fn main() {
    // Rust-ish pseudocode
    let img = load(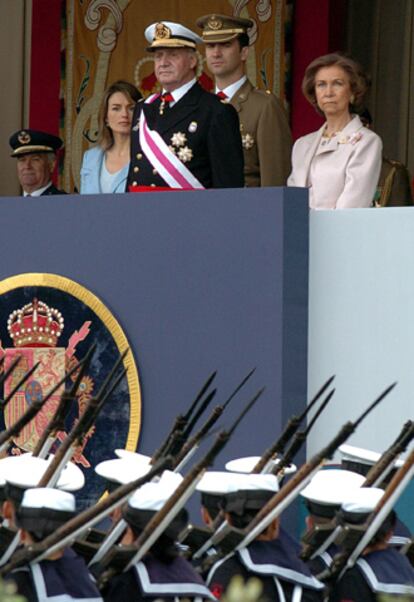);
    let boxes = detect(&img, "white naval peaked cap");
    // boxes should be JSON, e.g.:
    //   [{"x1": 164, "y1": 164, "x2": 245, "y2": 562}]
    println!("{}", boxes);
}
[
  {"x1": 95, "y1": 456, "x2": 151, "y2": 485},
  {"x1": 145, "y1": 21, "x2": 202, "y2": 50},
  {"x1": 300, "y1": 469, "x2": 365, "y2": 505},
  {"x1": 196, "y1": 471, "x2": 243, "y2": 495},
  {"x1": 338, "y1": 444, "x2": 404, "y2": 468},
  {"x1": 1, "y1": 453, "x2": 84, "y2": 492},
  {"x1": 197, "y1": 470, "x2": 279, "y2": 494},
  {"x1": 225, "y1": 456, "x2": 297, "y2": 478},
  {"x1": 21, "y1": 487, "x2": 75, "y2": 512},
  {"x1": 341, "y1": 486, "x2": 384, "y2": 514},
  {"x1": 114, "y1": 449, "x2": 152, "y2": 465},
  {"x1": 128, "y1": 470, "x2": 183, "y2": 511}
]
